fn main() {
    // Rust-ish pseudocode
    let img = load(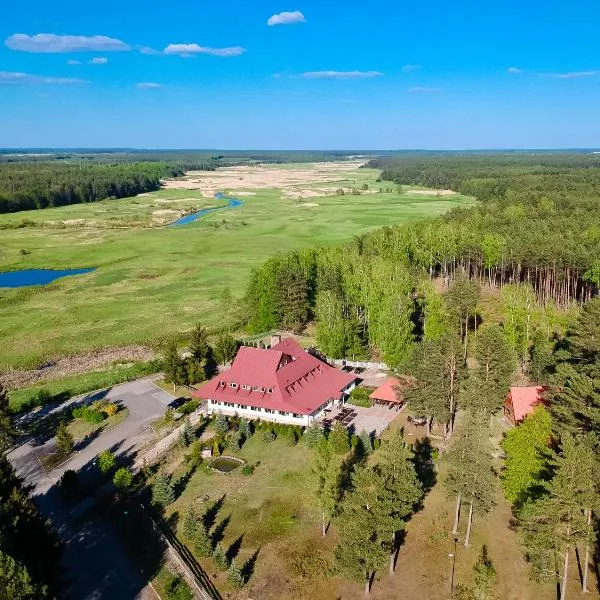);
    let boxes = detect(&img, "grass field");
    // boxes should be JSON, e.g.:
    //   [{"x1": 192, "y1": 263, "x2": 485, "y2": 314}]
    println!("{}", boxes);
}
[{"x1": 0, "y1": 164, "x2": 475, "y2": 368}]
